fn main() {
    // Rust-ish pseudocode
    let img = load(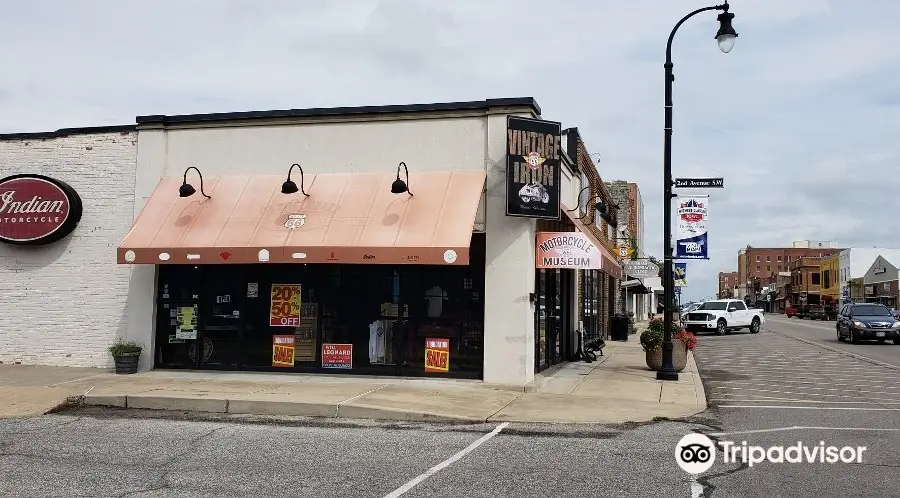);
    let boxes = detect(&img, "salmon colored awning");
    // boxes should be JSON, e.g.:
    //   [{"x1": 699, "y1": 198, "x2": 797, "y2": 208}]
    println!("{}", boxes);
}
[
  {"x1": 560, "y1": 204, "x2": 623, "y2": 280},
  {"x1": 117, "y1": 171, "x2": 486, "y2": 266}
]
